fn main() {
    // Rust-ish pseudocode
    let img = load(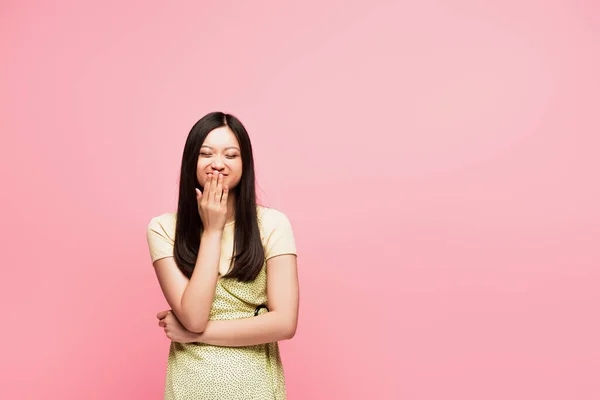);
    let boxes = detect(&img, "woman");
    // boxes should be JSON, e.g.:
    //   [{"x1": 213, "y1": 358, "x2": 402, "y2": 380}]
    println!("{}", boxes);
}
[{"x1": 146, "y1": 111, "x2": 299, "y2": 399}]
